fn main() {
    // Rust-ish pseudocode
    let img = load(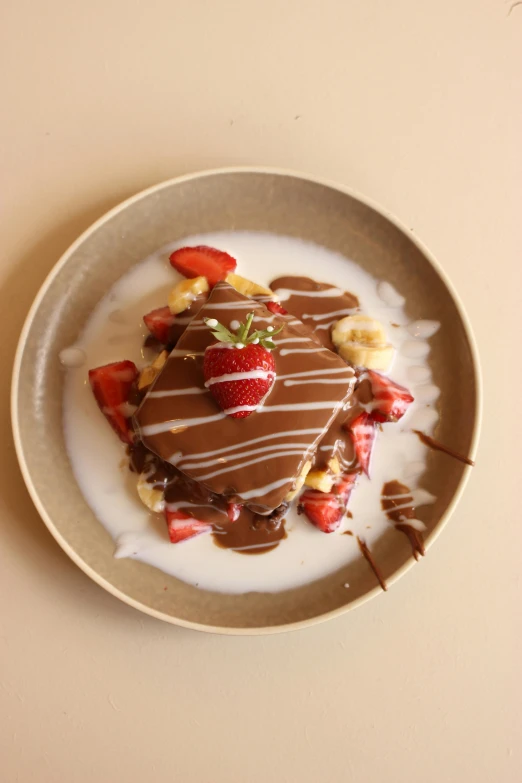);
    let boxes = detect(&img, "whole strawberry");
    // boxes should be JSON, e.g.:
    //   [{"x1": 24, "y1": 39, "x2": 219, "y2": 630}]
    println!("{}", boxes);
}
[{"x1": 203, "y1": 312, "x2": 282, "y2": 418}]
